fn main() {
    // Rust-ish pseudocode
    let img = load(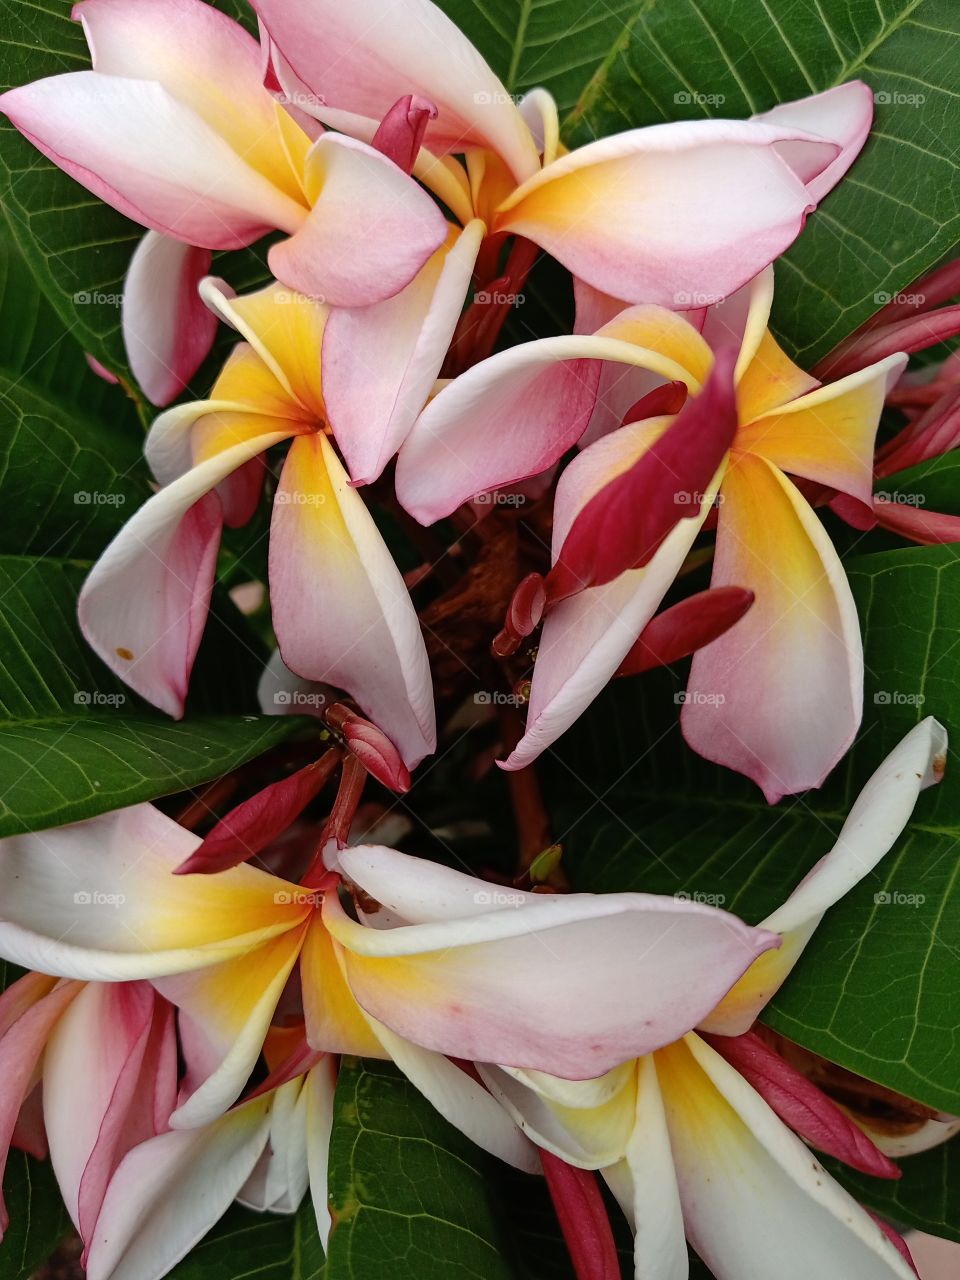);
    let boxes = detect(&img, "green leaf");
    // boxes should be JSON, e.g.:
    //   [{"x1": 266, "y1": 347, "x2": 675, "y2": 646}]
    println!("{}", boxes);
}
[
  {"x1": 827, "y1": 1137, "x2": 960, "y2": 1243},
  {"x1": 167, "y1": 1200, "x2": 324, "y2": 1280},
  {"x1": 326, "y1": 1058, "x2": 513, "y2": 1279},
  {"x1": 0, "y1": 1152, "x2": 71, "y2": 1280},
  {"x1": 565, "y1": 0, "x2": 960, "y2": 365},
  {"x1": 556, "y1": 544, "x2": 960, "y2": 1114},
  {"x1": 0, "y1": 555, "x2": 310, "y2": 836}
]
